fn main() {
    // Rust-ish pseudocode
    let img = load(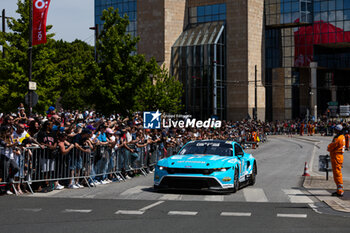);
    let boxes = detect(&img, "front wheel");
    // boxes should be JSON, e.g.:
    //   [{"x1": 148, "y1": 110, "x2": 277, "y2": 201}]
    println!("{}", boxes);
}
[
  {"x1": 250, "y1": 163, "x2": 257, "y2": 186},
  {"x1": 232, "y1": 168, "x2": 239, "y2": 193}
]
